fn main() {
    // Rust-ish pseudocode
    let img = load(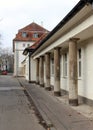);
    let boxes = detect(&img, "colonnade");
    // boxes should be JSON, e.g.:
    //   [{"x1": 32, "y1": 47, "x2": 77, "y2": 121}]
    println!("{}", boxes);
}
[{"x1": 36, "y1": 38, "x2": 79, "y2": 106}]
